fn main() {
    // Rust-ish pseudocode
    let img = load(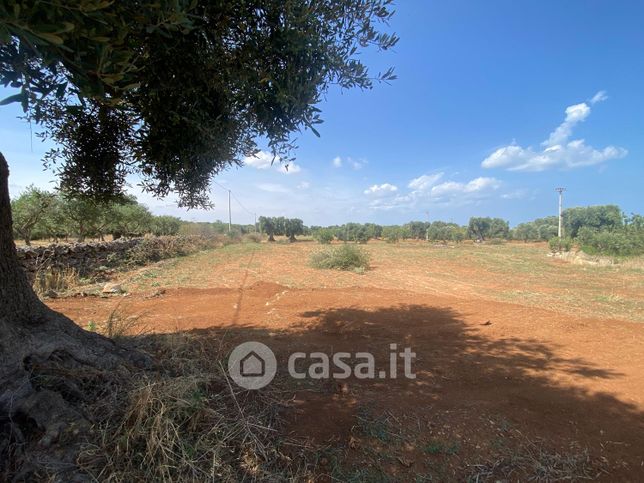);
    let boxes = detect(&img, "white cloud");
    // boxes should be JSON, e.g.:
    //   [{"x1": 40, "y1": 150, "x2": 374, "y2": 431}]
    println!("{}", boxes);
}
[
  {"x1": 501, "y1": 189, "x2": 530, "y2": 200},
  {"x1": 368, "y1": 175, "x2": 502, "y2": 211},
  {"x1": 256, "y1": 183, "x2": 290, "y2": 193},
  {"x1": 333, "y1": 156, "x2": 366, "y2": 170},
  {"x1": 590, "y1": 90, "x2": 608, "y2": 104},
  {"x1": 482, "y1": 92, "x2": 626, "y2": 171},
  {"x1": 364, "y1": 183, "x2": 398, "y2": 195},
  {"x1": 297, "y1": 181, "x2": 310, "y2": 190},
  {"x1": 408, "y1": 172, "x2": 444, "y2": 191},
  {"x1": 278, "y1": 162, "x2": 301, "y2": 174},
  {"x1": 544, "y1": 102, "x2": 590, "y2": 147},
  {"x1": 243, "y1": 151, "x2": 274, "y2": 170},
  {"x1": 243, "y1": 151, "x2": 301, "y2": 175},
  {"x1": 431, "y1": 177, "x2": 501, "y2": 198},
  {"x1": 350, "y1": 158, "x2": 367, "y2": 170}
]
